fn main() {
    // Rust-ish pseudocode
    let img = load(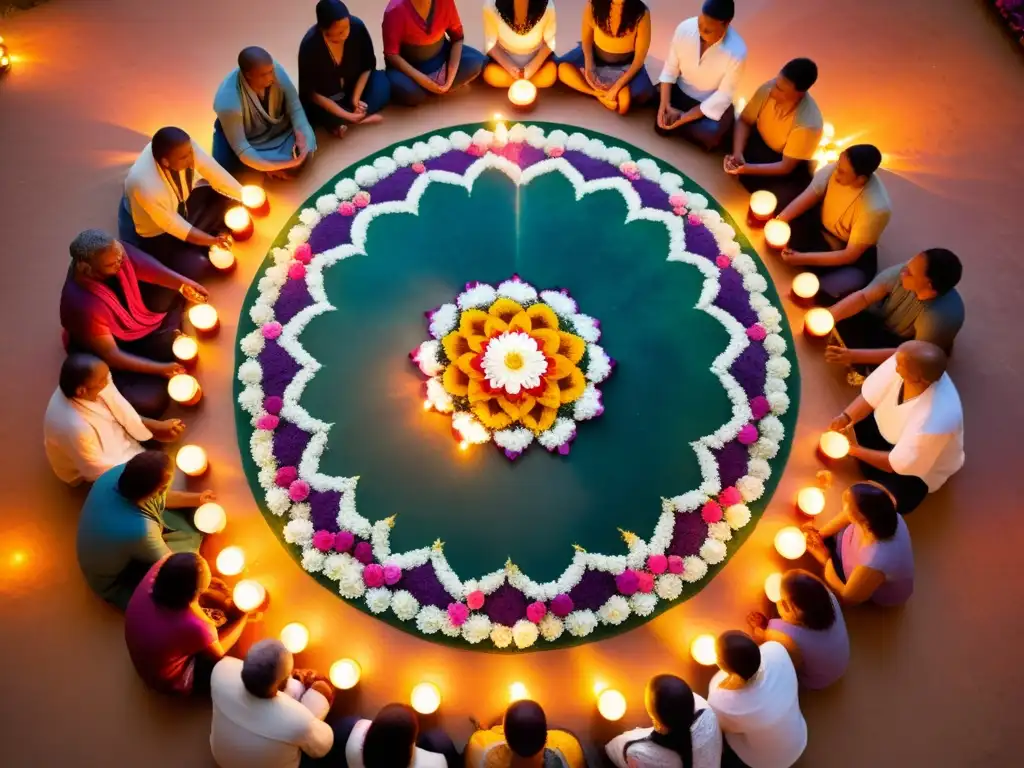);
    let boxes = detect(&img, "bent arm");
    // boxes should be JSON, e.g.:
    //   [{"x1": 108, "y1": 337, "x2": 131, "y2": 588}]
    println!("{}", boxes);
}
[
  {"x1": 611, "y1": 13, "x2": 650, "y2": 93},
  {"x1": 88, "y1": 334, "x2": 170, "y2": 377},
  {"x1": 741, "y1": 155, "x2": 802, "y2": 177},
  {"x1": 218, "y1": 109, "x2": 292, "y2": 172},
  {"x1": 832, "y1": 565, "x2": 886, "y2": 605},
  {"x1": 786, "y1": 240, "x2": 872, "y2": 268}
]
